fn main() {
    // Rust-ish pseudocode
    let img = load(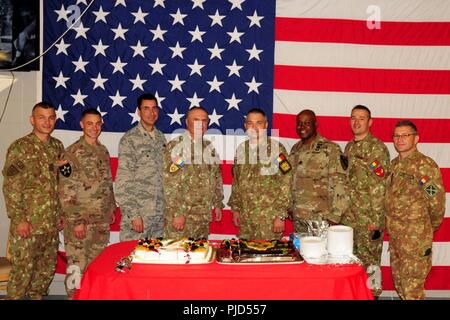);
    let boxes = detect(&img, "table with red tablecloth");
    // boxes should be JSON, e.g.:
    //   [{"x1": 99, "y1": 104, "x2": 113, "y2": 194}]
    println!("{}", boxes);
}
[{"x1": 73, "y1": 241, "x2": 374, "y2": 300}]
